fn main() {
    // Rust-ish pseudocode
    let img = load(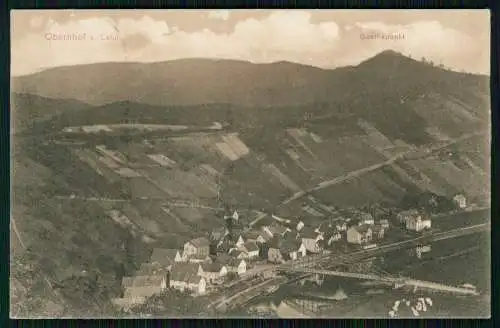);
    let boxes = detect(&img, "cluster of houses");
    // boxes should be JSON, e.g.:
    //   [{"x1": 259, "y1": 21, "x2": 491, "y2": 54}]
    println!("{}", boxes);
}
[{"x1": 111, "y1": 205, "x2": 437, "y2": 311}]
